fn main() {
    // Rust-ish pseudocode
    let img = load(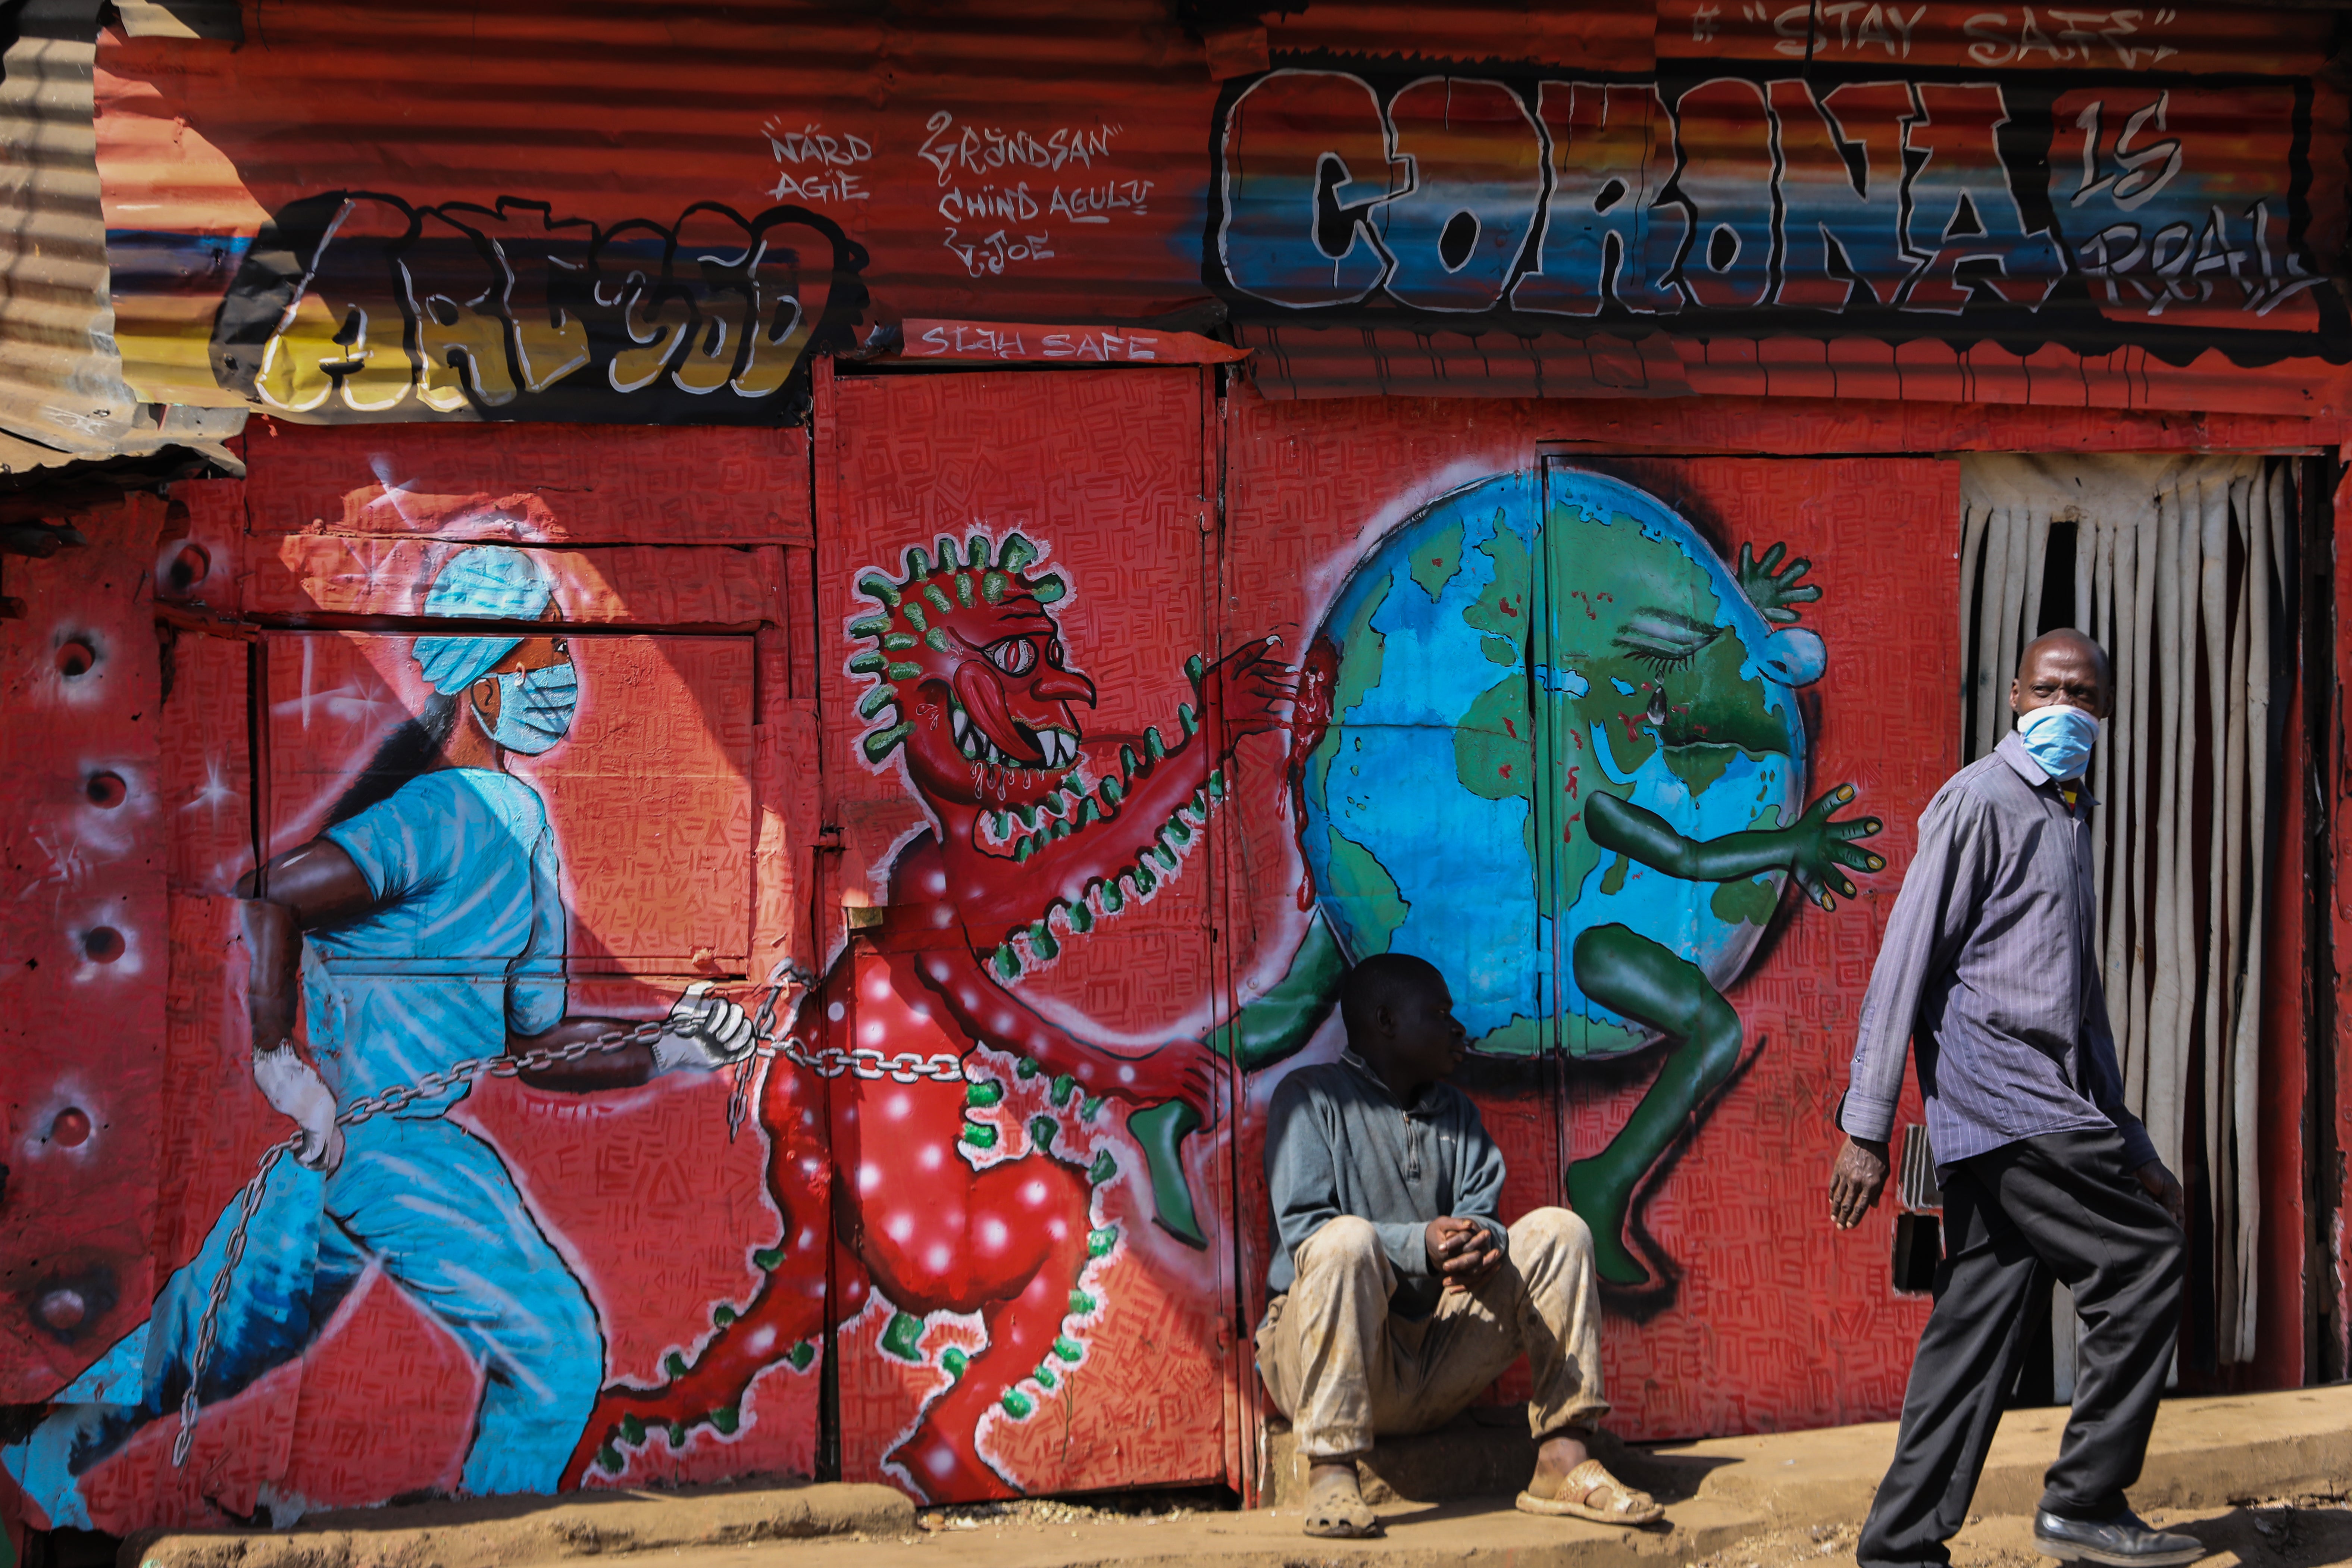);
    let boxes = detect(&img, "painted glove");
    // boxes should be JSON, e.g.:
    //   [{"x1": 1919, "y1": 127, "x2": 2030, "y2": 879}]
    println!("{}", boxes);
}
[
  {"x1": 651, "y1": 980, "x2": 757, "y2": 1075},
  {"x1": 253, "y1": 1042, "x2": 344, "y2": 1173}
]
